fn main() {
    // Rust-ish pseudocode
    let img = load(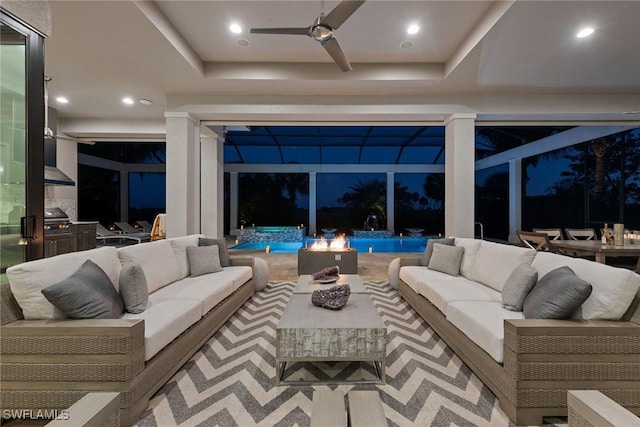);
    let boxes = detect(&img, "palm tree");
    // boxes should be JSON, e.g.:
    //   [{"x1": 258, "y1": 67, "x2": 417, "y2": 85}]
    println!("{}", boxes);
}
[{"x1": 338, "y1": 179, "x2": 386, "y2": 228}]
